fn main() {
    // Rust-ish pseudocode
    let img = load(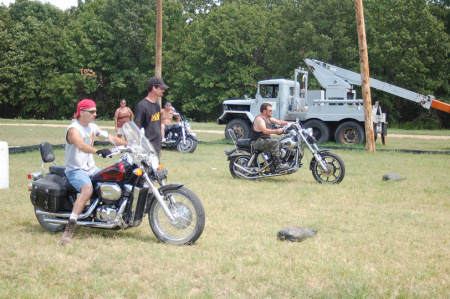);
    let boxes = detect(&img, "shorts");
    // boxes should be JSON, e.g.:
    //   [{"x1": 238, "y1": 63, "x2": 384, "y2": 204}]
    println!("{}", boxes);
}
[
  {"x1": 117, "y1": 127, "x2": 124, "y2": 135},
  {"x1": 65, "y1": 168, "x2": 100, "y2": 192}
]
